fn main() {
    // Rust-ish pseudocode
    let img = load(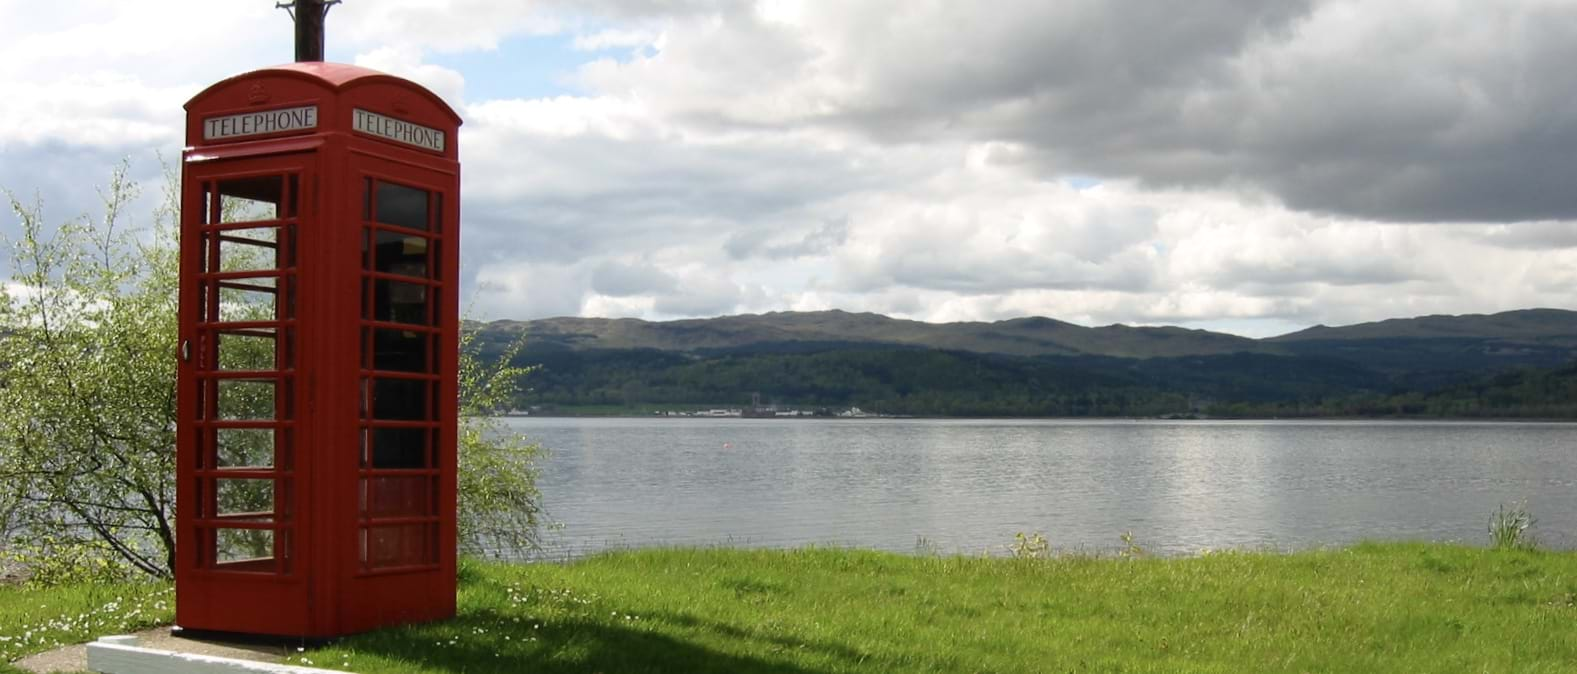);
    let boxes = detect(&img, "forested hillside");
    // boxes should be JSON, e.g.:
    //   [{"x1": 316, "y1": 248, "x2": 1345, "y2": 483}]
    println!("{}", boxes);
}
[{"x1": 466, "y1": 309, "x2": 1577, "y2": 418}]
